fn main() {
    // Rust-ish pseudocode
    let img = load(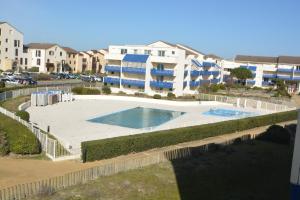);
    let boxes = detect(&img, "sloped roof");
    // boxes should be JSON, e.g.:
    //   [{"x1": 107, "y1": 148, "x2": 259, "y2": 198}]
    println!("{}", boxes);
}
[
  {"x1": 176, "y1": 44, "x2": 206, "y2": 56},
  {"x1": 63, "y1": 47, "x2": 78, "y2": 54},
  {"x1": 27, "y1": 43, "x2": 58, "y2": 49},
  {"x1": 0, "y1": 21, "x2": 24, "y2": 34},
  {"x1": 148, "y1": 40, "x2": 176, "y2": 47},
  {"x1": 235, "y1": 55, "x2": 278, "y2": 64},
  {"x1": 278, "y1": 56, "x2": 300, "y2": 65},
  {"x1": 204, "y1": 54, "x2": 223, "y2": 60}
]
